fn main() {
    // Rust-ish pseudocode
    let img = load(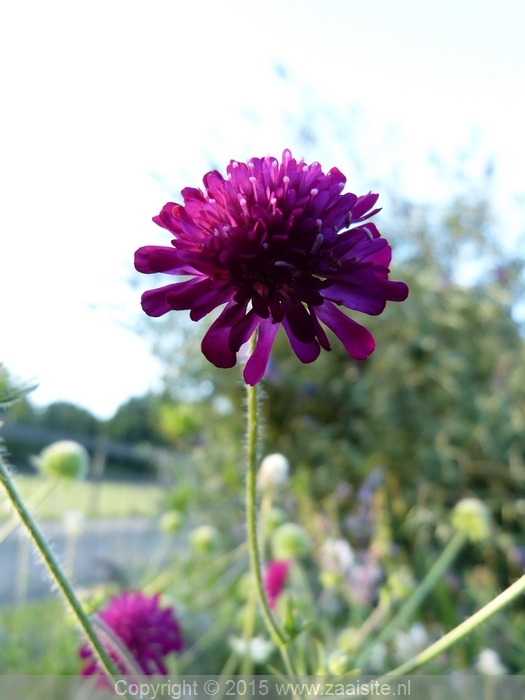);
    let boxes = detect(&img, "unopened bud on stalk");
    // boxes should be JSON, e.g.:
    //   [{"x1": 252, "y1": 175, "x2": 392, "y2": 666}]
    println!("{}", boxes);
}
[
  {"x1": 327, "y1": 650, "x2": 350, "y2": 675},
  {"x1": 451, "y1": 498, "x2": 492, "y2": 542},
  {"x1": 257, "y1": 453, "x2": 289, "y2": 492},
  {"x1": 190, "y1": 524, "x2": 220, "y2": 555},
  {"x1": 159, "y1": 510, "x2": 183, "y2": 534},
  {"x1": 33, "y1": 441, "x2": 89, "y2": 480},
  {"x1": 272, "y1": 522, "x2": 311, "y2": 559}
]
